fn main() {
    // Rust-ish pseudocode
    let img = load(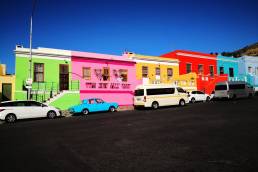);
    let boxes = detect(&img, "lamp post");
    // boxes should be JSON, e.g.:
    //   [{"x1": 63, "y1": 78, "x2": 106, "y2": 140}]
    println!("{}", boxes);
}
[{"x1": 27, "y1": 0, "x2": 37, "y2": 100}]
